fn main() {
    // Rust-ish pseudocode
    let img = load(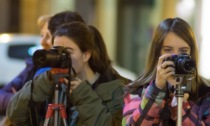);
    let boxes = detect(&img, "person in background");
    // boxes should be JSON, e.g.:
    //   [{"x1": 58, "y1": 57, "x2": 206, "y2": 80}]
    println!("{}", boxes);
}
[
  {"x1": 7, "y1": 22, "x2": 130, "y2": 126},
  {"x1": 37, "y1": 15, "x2": 52, "y2": 50},
  {"x1": 1, "y1": 10, "x2": 85, "y2": 124},
  {"x1": 0, "y1": 14, "x2": 51, "y2": 126},
  {"x1": 122, "y1": 17, "x2": 210, "y2": 126},
  {"x1": 0, "y1": 15, "x2": 51, "y2": 115},
  {"x1": 0, "y1": 11, "x2": 85, "y2": 112}
]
